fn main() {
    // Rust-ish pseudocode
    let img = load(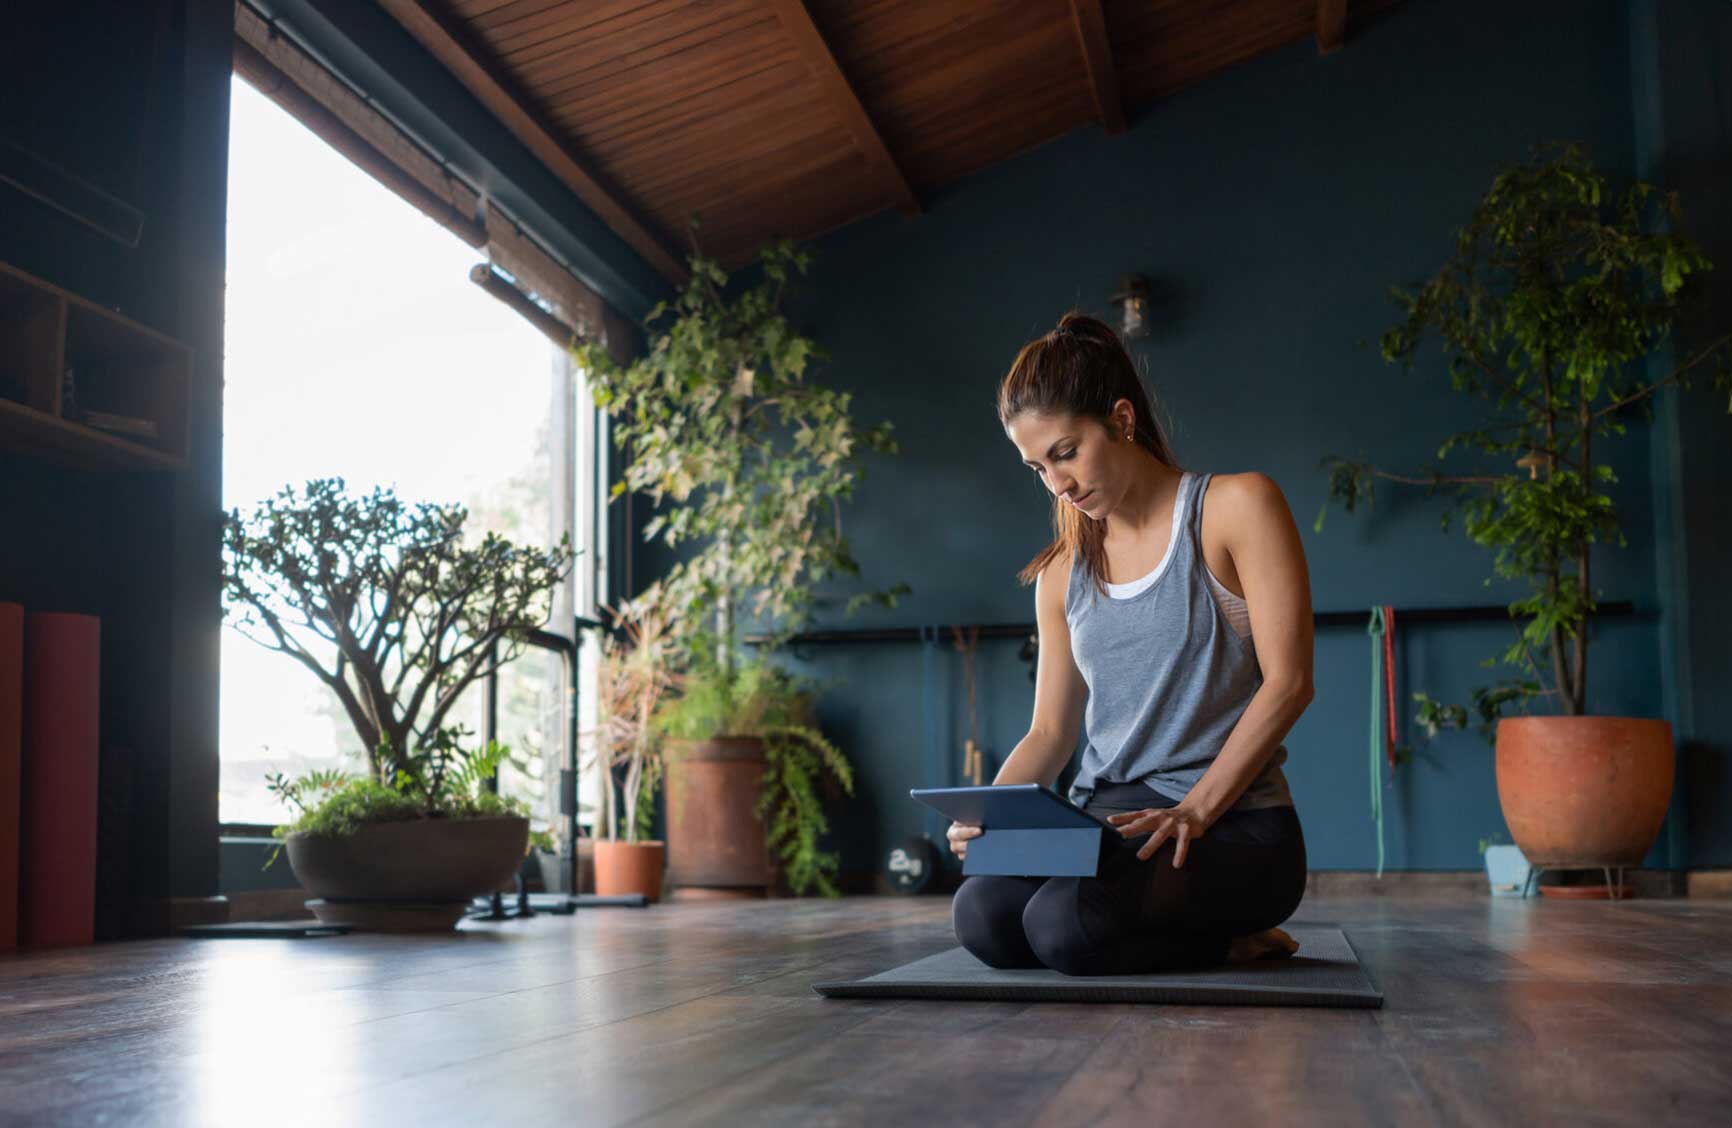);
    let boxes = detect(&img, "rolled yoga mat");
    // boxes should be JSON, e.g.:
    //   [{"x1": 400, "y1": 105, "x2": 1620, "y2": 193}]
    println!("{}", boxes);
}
[
  {"x1": 20, "y1": 612, "x2": 100, "y2": 949},
  {"x1": 0, "y1": 604, "x2": 21, "y2": 953},
  {"x1": 813, "y1": 926, "x2": 1382, "y2": 1008}
]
